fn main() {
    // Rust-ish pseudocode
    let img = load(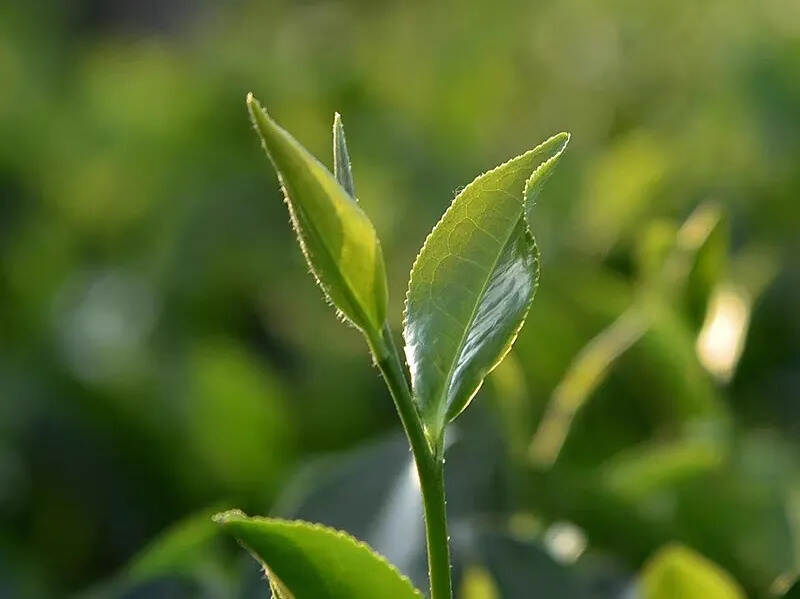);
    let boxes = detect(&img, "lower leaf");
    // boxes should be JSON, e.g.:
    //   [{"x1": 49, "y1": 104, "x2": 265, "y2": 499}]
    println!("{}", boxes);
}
[{"x1": 213, "y1": 510, "x2": 423, "y2": 599}]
